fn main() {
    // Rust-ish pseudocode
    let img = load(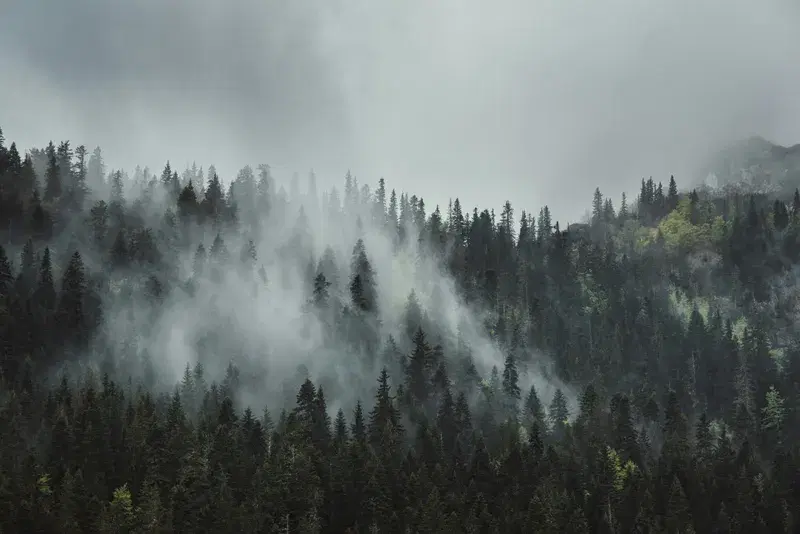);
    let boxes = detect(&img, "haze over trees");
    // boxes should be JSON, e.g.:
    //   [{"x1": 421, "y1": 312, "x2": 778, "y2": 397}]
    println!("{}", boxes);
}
[{"x1": 1, "y1": 127, "x2": 799, "y2": 532}]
